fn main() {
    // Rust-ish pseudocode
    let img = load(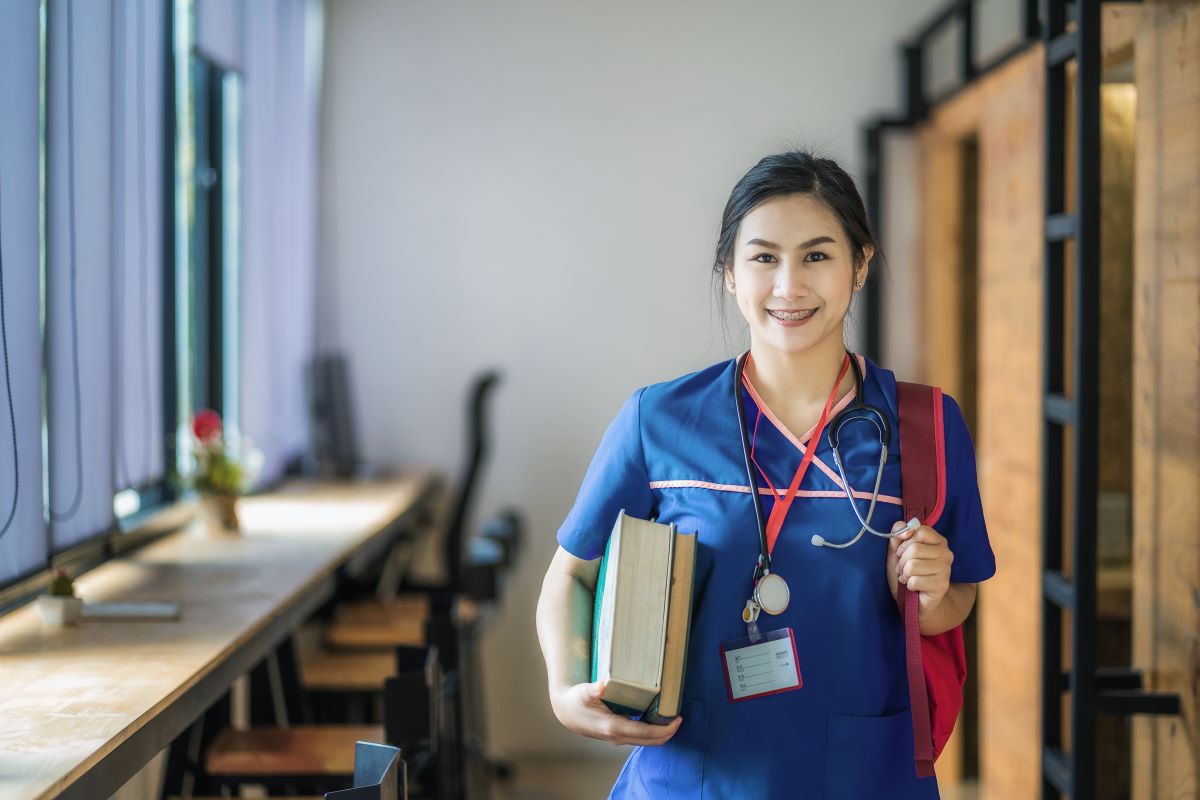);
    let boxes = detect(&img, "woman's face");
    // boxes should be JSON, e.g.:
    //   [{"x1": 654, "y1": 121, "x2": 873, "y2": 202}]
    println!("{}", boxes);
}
[{"x1": 725, "y1": 193, "x2": 871, "y2": 357}]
